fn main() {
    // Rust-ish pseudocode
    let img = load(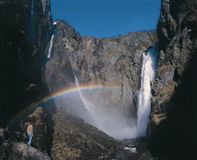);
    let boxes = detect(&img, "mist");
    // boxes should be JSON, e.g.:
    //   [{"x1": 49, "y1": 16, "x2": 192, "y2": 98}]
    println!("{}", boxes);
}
[{"x1": 54, "y1": 78, "x2": 137, "y2": 140}]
